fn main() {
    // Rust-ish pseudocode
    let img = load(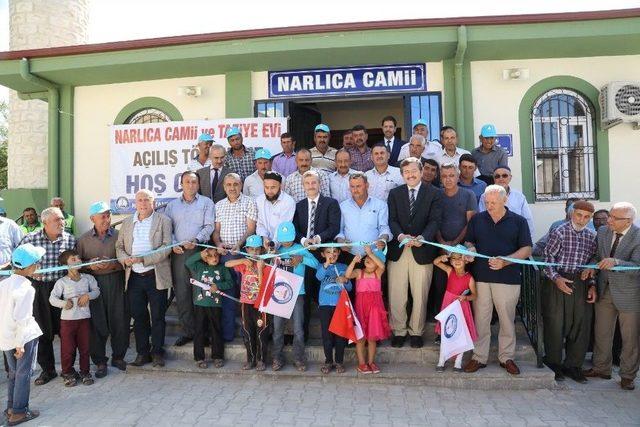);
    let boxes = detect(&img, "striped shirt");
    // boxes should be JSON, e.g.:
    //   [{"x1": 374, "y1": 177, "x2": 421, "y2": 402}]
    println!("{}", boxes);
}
[
  {"x1": 544, "y1": 221, "x2": 597, "y2": 281},
  {"x1": 19, "y1": 229, "x2": 77, "y2": 282},
  {"x1": 271, "y1": 152, "x2": 297, "y2": 177},
  {"x1": 131, "y1": 212, "x2": 155, "y2": 273}
]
